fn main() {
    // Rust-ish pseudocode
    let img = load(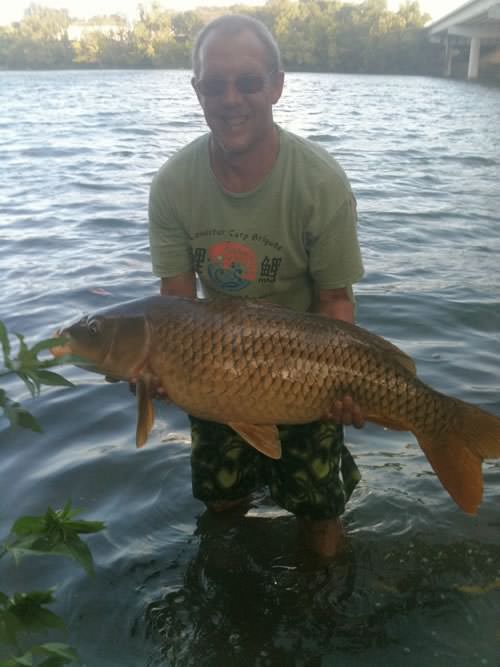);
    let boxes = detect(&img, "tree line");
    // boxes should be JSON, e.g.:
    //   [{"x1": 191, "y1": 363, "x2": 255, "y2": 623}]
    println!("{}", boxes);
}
[{"x1": 0, "y1": 0, "x2": 442, "y2": 74}]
